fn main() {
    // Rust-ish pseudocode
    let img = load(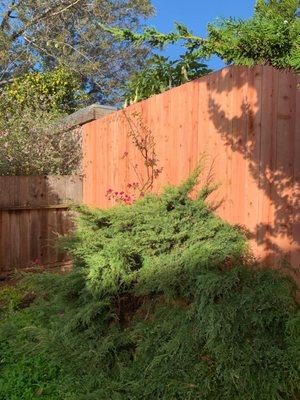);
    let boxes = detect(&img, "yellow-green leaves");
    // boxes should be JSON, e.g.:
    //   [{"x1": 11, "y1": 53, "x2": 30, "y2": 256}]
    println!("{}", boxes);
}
[{"x1": 1, "y1": 68, "x2": 84, "y2": 116}]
